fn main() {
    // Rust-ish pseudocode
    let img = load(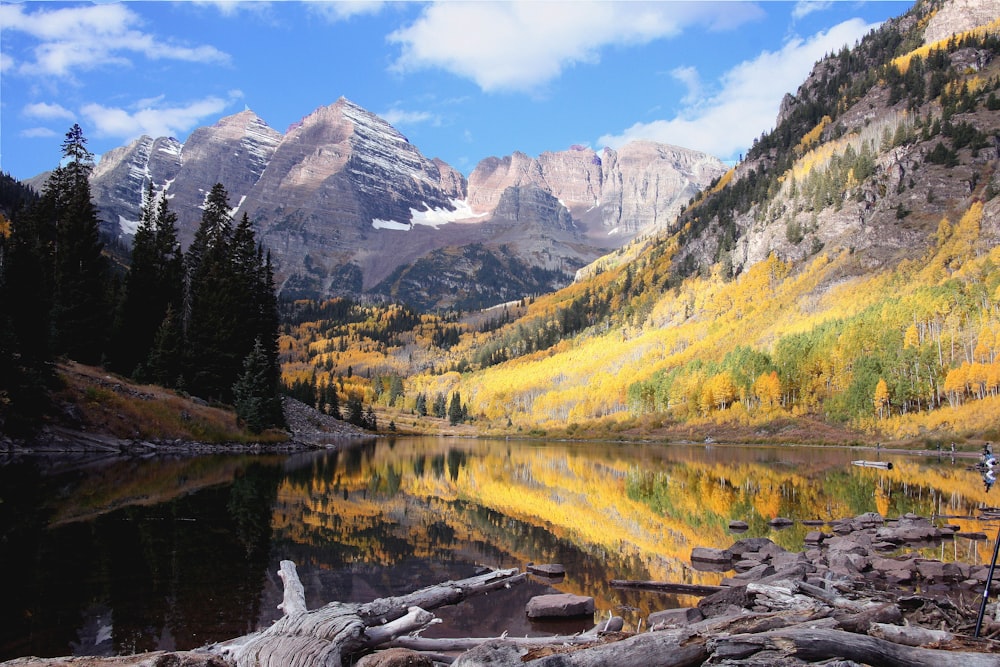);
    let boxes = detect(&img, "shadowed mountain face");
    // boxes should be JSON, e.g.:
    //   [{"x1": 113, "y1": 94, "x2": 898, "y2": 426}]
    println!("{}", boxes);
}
[{"x1": 85, "y1": 97, "x2": 726, "y2": 310}]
